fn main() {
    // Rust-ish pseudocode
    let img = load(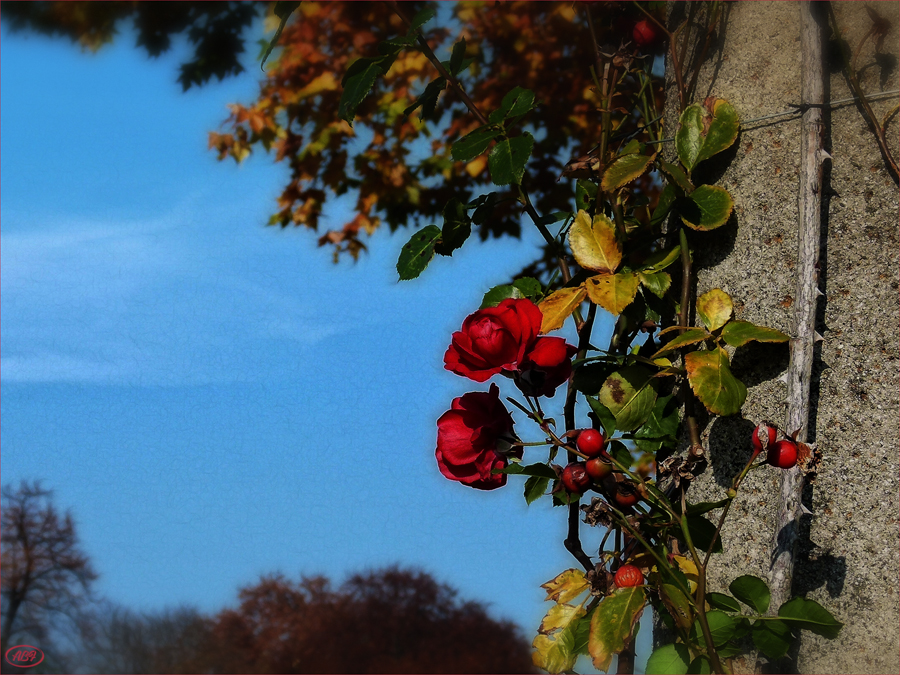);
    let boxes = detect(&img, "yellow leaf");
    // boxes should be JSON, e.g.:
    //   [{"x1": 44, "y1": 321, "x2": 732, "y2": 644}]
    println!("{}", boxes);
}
[
  {"x1": 541, "y1": 568, "x2": 590, "y2": 604},
  {"x1": 584, "y1": 272, "x2": 639, "y2": 315},
  {"x1": 589, "y1": 588, "x2": 645, "y2": 672},
  {"x1": 569, "y1": 210, "x2": 621, "y2": 273},
  {"x1": 532, "y1": 633, "x2": 578, "y2": 674},
  {"x1": 296, "y1": 72, "x2": 339, "y2": 101},
  {"x1": 539, "y1": 601, "x2": 587, "y2": 635},
  {"x1": 673, "y1": 555, "x2": 699, "y2": 593},
  {"x1": 465, "y1": 154, "x2": 488, "y2": 177},
  {"x1": 696, "y1": 288, "x2": 733, "y2": 331},
  {"x1": 537, "y1": 285, "x2": 587, "y2": 333}
]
